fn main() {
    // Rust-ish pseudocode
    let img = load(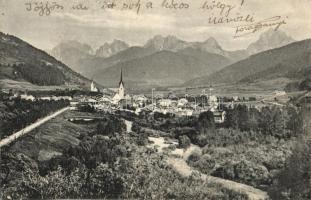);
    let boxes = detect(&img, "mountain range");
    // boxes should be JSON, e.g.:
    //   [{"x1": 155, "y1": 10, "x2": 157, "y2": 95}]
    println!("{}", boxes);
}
[
  {"x1": 0, "y1": 32, "x2": 93, "y2": 90},
  {"x1": 49, "y1": 29, "x2": 296, "y2": 88},
  {"x1": 185, "y1": 39, "x2": 311, "y2": 88},
  {"x1": 96, "y1": 50, "x2": 230, "y2": 88},
  {"x1": 0, "y1": 29, "x2": 300, "y2": 91}
]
